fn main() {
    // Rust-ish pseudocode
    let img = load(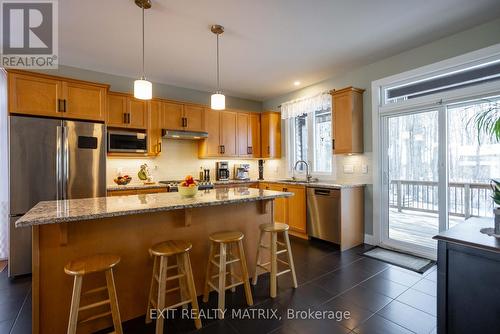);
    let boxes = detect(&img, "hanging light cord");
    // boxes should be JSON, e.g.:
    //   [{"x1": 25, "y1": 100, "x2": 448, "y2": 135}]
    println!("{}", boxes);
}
[
  {"x1": 141, "y1": 5, "x2": 145, "y2": 80},
  {"x1": 216, "y1": 33, "x2": 220, "y2": 92}
]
